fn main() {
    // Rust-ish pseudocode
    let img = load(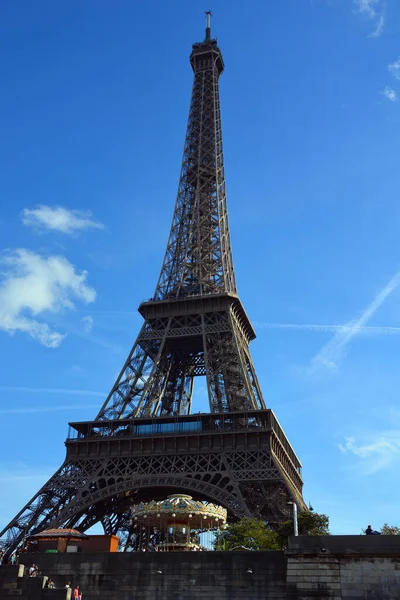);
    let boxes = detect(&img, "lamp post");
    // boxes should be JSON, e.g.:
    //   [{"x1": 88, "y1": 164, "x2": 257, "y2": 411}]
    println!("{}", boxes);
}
[{"x1": 287, "y1": 501, "x2": 298, "y2": 536}]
